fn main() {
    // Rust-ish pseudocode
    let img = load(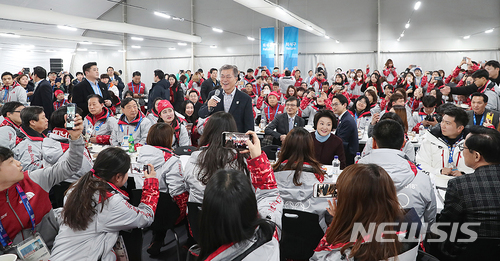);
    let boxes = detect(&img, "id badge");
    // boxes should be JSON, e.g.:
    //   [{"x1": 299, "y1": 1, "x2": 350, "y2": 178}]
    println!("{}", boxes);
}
[
  {"x1": 15, "y1": 233, "x2": 50, "y2": 261},
  {"x1": 112, "y1": 235, "x2": 129, "y2": 261}
]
